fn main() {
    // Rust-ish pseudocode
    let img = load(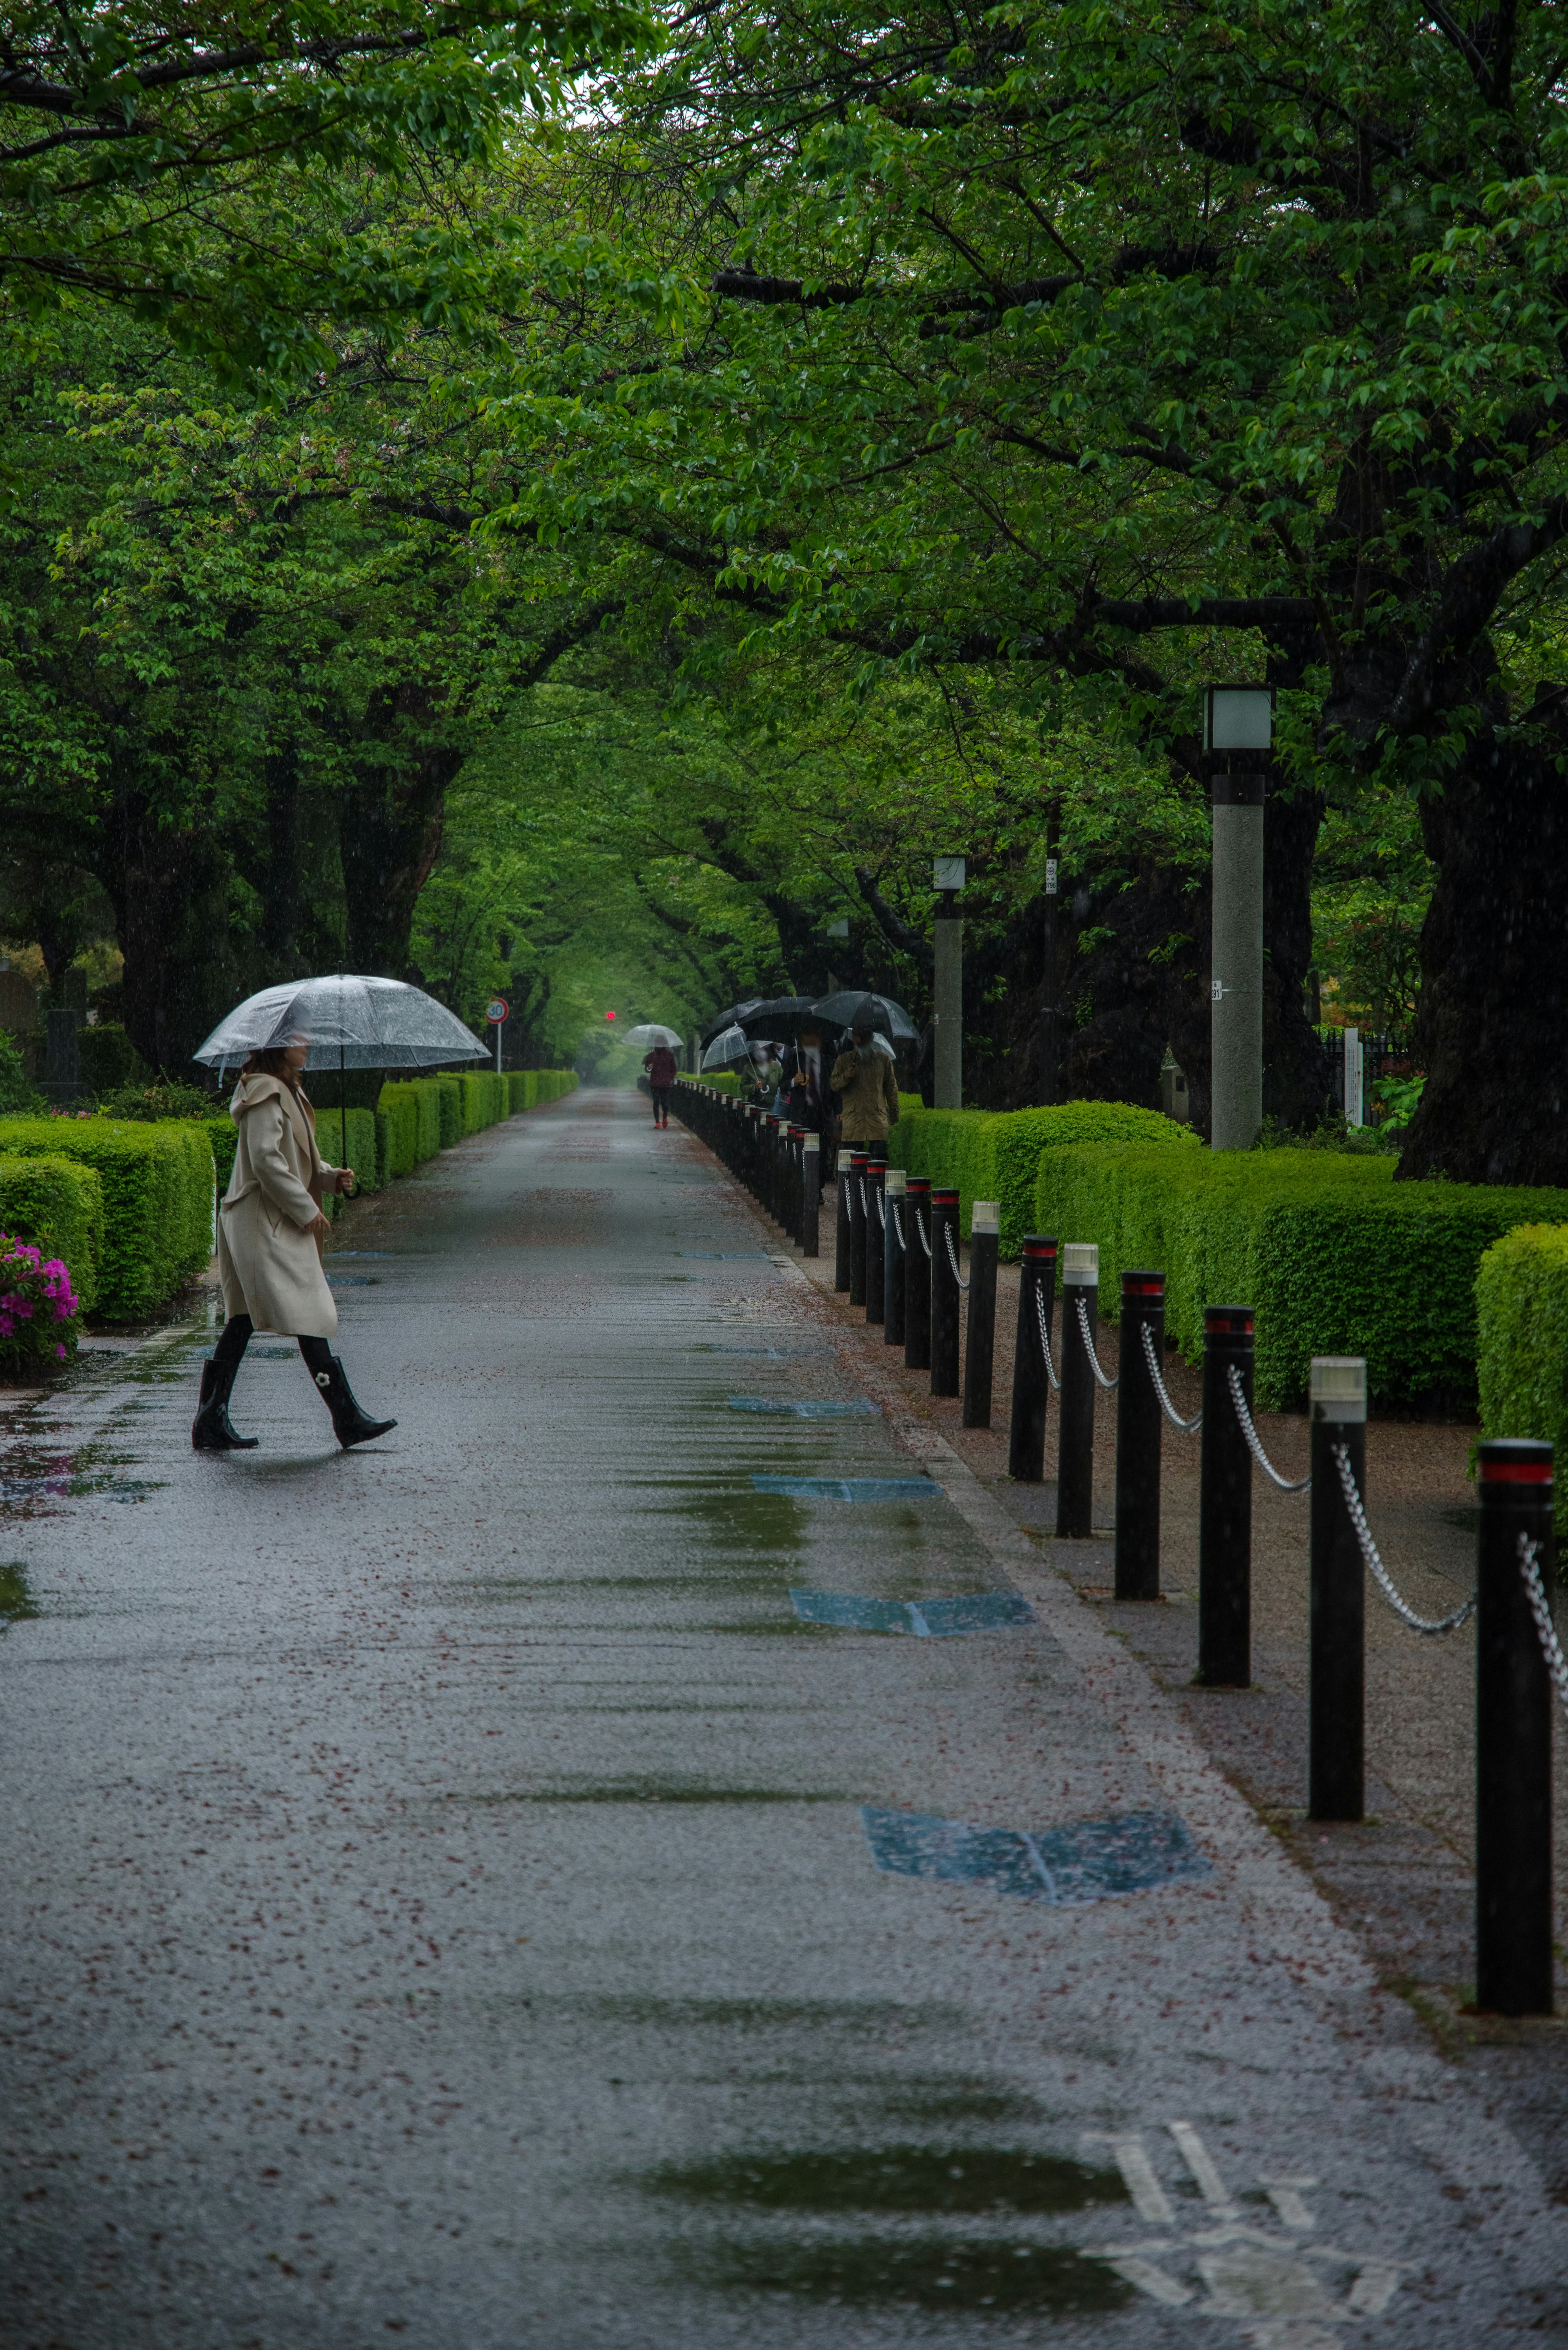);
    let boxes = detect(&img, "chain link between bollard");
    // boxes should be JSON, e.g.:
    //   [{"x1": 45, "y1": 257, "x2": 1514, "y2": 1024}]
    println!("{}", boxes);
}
[
  {"x1": 915, "y1": 1208, "x2": 932, "y2": 1259},
  {"x1": 891, "y1": 1200, "x2": 904, "y2": 1251},
  {"x1": 858, "y1": 1178, "x2": 867, "y2": 1217},
  {"x1": 1518, "y1": 1535, "x2": 1568, "y2": 1722},
  {"x1": 943, "y1": 1224, "x2": 969, "y2": 1292},
  {"x1": 1227, "y1": 1364, "x2": 1310, "y2": 1492},
  {"x1": 1075, "y1": 1293, "x2": 1118, "y2": 1389},
  {"x1": 874, "y1": 1186, "x2": 885, "y2": 1228},
  {"x1": 1033, "y1": 1282, "x2": 1061, "y2": 1393},
  {"x1": 1140, "y1": 1322, "x2": 1201, "y2": 1432},
  {"x1": 1332, "y1": 1444, "x2": 1477, "y2": 1634}
]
